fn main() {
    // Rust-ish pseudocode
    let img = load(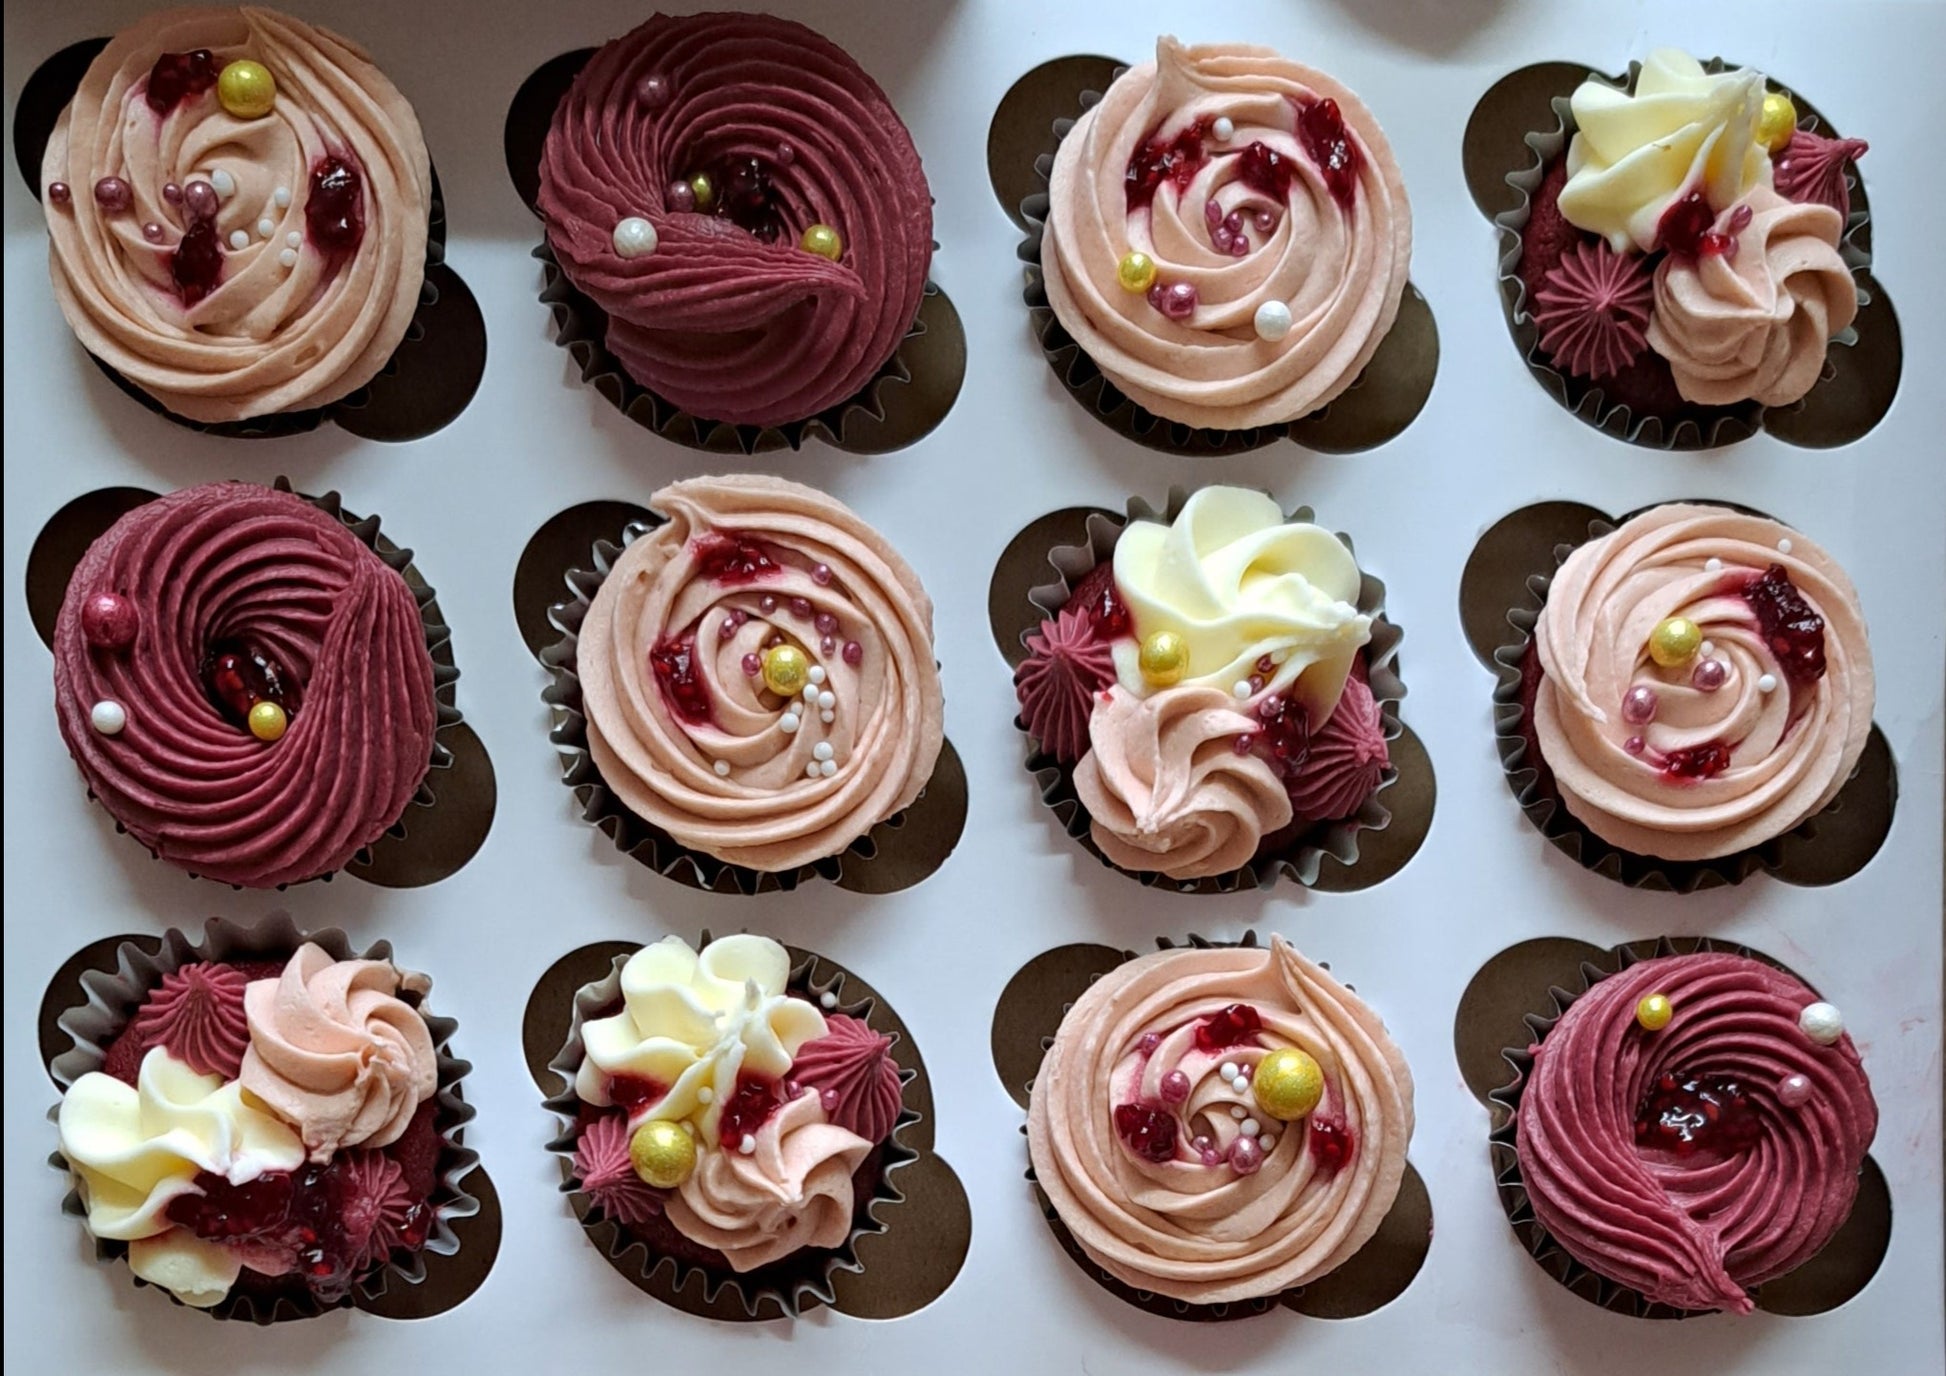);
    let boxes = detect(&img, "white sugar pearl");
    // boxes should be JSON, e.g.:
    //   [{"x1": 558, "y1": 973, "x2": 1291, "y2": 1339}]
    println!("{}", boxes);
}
[
  {"x1": 1758, "y1": 673, "x2": 1778, "y2": 693},
  {"x1": 713, "y1": 759, "x2": 731, "y2": 776},
  {"x1": 1799, "y1": 1002, "x2": 1844, "y2": 1045},
  {"x1": 277, "y1": 248, "x2": 297, "y2": 268},
  {"x1": 817, "y1": 690, "x2": 836, "y2": 709},
  {"x1": 612, "y1": 216, "x2": 659, "y2": 258},
  {"x1": 210, "y1": 168, "x2": 235, "y2": 198},
  {"x1": 90, "y1": 700, "x2": 126, "y2": 735},
  {"x1": 805, "y1": 762, "x2": 822, "y2": 779},
  {"x1": 1233, "y1": 680, "x2": 1253, "y2": 700},
  {"x1": 1212, "y1": 116, "x2": 1235, "y2": 142},
  {"x1": 285, "y1": 230, "x2": 301, "y2": 248},
  {"x1": 1230, "y1": 1106, "x2": 1246, "y2": 1120},
  {"x1": 813, "y1": 742, "x2": 834, "y2": 762},
  {"x1": 739, "y1": 1135, "x2": 756, "y2": 1155},
  {"x1": 779, "y1": 712, "x2": 801, "y2": 734},
  {"x1": 808, "y1": 666, "x2": 826, "y2": 685},
  {"x1": 696, "y1": 1086, "x2": 714, "y2": 1104},
  {"x1": 227, "y1": 229, "x2": 249, "y2": 250},
  {"x1": 1705, "y1": 557, "x2": 1723, "y2": 572},
  {"x1": 1231, "y1": 1075, "x2": 1250, "y2": 1094},
  {"x1": 1240, "y1": 1118, "x2": 1261, "y2": 1139},
  {"x1": 819, "y1": 760, "x2": 837, "y2": 777},
  {"x1": 273, "y1": 186, "x2": 291, "y2": 208},
  {"x1": 1778, "y1": 537, "x2": 1794, "y2": 554},
  {"x1": 1700, "y1": 641, "x2": 1715, "y2": 657},
  {"x1": 819, "y1": 991, "x2": 838, "y2": 1009},
  {"x1": 1253, "y1": 299, "x2": 1294, "y2": 342},
  {"x1": 1259, "y1": 1134, "x2": 1277, "y2": 1152},
  {"x1": 1219, "y1": 1062, "x2": 1239, "y2": 1081},
  {"x1": 820, "y1": 710, "x2": 834, "y2": 724},
  {"x1": 256, "y1": 217, "x2": 274, "y2": 238}
]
